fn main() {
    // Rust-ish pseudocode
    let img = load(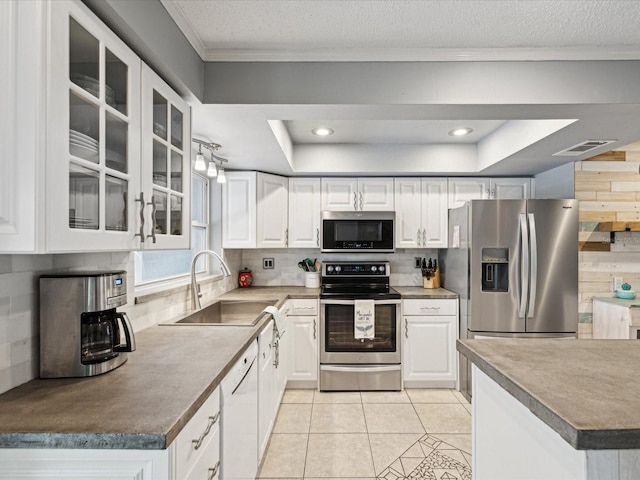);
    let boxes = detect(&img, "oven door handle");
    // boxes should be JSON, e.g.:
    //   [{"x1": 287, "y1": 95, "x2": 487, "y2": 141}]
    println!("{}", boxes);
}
[
  {"x1": 320, "y1": 299, "x2": 401, "y2": 305},
  {"x1": 320, "y1": 365, "x2": 401, "y2": 373}
]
